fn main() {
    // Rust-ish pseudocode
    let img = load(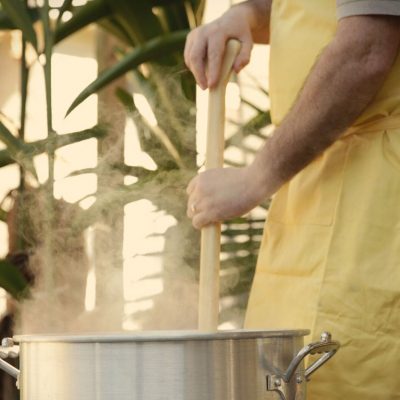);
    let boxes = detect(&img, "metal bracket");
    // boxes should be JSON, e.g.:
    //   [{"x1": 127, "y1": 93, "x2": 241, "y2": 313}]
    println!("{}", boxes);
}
[
  {"x1": 266, "y1": 375, "x2": 286, "y2": 400},
  {"x1": 267, "y1": 372, "x2": 304, "y2": 400},
  {"x1": 0, "y1": 338, "x2": 20, "y2": 387}
]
